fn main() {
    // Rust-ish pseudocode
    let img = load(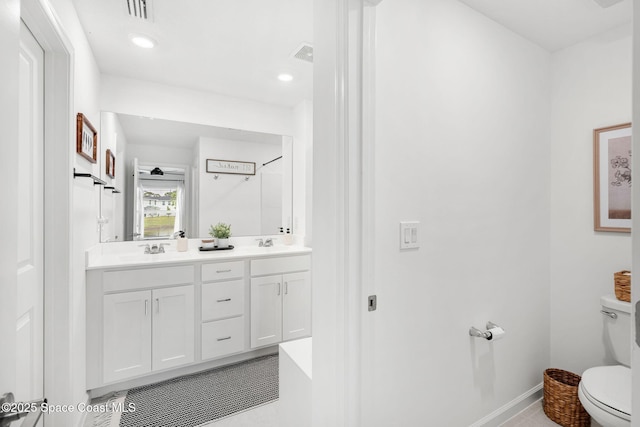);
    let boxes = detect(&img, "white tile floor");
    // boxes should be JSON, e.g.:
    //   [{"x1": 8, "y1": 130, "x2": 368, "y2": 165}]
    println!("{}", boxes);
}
[
  {"x1": 201, "y1": 401, "x2": 279, "y2": 427},
  {"x1": 87, "y1": 393, "x2": 602, "y2": 427},
  {"x1": 203, "y1": 399, "x2": 603, "y2": 427},
  {"x1": 500, "y1": 400, "x2": 602, "y2": 427}
]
